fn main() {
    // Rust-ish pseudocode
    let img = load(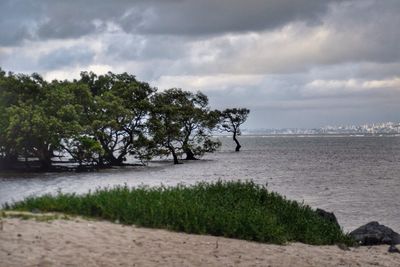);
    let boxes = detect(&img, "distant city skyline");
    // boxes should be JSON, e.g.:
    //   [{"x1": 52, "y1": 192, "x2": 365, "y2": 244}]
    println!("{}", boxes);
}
[
  {"x1": 243, "y1": 121, "x2": 400, "y2": 134},
  {"x1": 1, "y1": 0, "x2": 400, "y2": 128}
]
